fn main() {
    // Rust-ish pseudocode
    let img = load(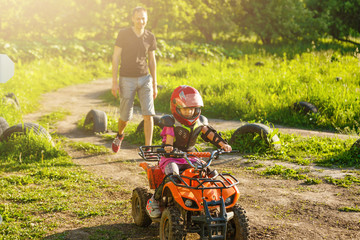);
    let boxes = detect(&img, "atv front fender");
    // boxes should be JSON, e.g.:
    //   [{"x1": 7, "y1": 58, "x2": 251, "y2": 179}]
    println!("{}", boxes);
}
[{"x1": 140, "y1": 162, "x2": 165, "y2": 189}]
